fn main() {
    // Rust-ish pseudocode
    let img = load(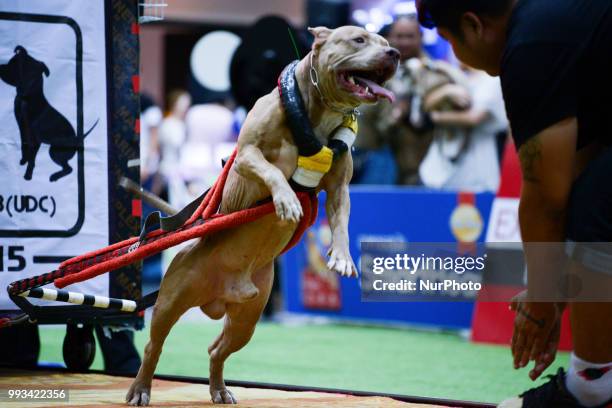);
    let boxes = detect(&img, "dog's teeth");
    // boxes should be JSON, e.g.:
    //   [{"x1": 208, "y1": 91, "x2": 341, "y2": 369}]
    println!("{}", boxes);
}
[
  {"x1": 365, "y1": 86, "x2": 370, "y2": 94},
  {"x1": 348, "y1": 76, "x2": 355, "y2": 84}
]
